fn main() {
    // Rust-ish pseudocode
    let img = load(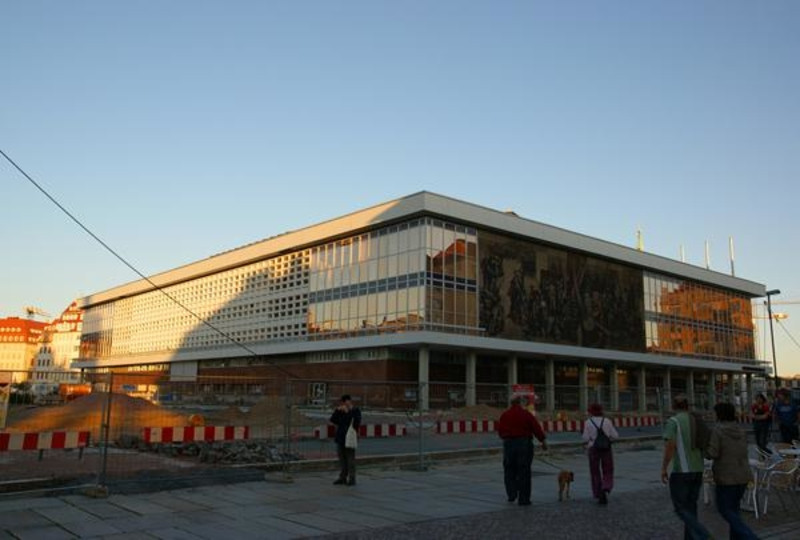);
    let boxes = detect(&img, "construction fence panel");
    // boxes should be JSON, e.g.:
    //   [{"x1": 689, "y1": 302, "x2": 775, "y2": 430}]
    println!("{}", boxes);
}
[
  {"x1": 94, "y1": 372, "x2": 288, "y2": 489},
  {"x1": 285, "y1": 379, "x2": 419, "y2": 466},
  {"x1": 2, "y1": 372, "x2": 675, "y2": 494},
  {"x1": 0, "y1": 369, "x2": 101, "y2": 491}
]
